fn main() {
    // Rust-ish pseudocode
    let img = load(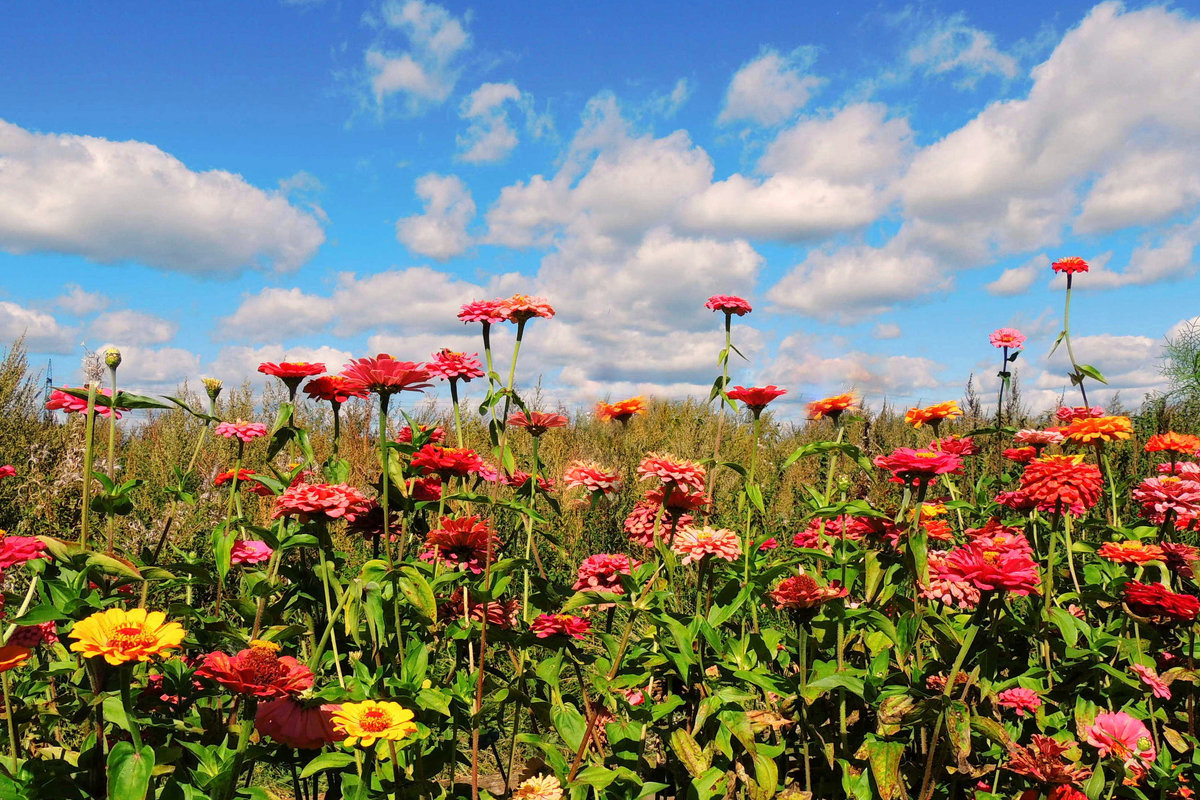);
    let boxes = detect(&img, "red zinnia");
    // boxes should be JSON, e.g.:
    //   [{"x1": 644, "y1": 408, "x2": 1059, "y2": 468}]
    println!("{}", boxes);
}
[
  {"x1": 427, "y1": 349, "x2": 485, "y2": 382},
  {"x1": 410, "y1": 444, "x2": 483, "y2": 479},
  {"x1": 271, "y1": 482, "x2": 372, "y2": 522},
  {"x1": 419, "y1": 516, "x2": 498, "y2": 574},
  {"x1": 531, "y1": 614, "x2": 591, "y2": 640},
  {"x1": 1005, "y1": 447, "x2": 1037, "y2": 464},
  {"x1": 1052, "y1": 256, "x2": 1089, "y2": 274},
  {"x1": 1006, "y1": 734, "x2": 1092, "y2": 787},
  {"x1": 770, "y1": 573, "x2": 847, "y2": 612},
  {"x1": 705, "y1": 295, "x2": 752, "y2": 316},
  {"x1": 0, "y1": 466, "x2": 15, "y2": 480},
  {"x1": 395, "y1": 425, "x2": 446, "y2": 445},
  {"x1": 508, "y1": 410, "x2": 569, "y2": 436},
  {"x1": 1124, "y1": 581, "x2": 1200, "y2": 623},
  {"x1": 196, "y1": 640, "x2": 314, "y2": 699},
  {"x1": 303, "y1": 376, "x2": 368, "y2": 405},
  {"x1": 873, "y1": 447, "x2": 963, "y2": 486},
  {"x1": 1161, "y1": 541, "x2": 1200, "y2": 579},
  {"x1": 458, "y1": 299, "x2": 510, "y2": 325},
  {"x1": 7, "y1": 621, "x2": 57, "y2": 649},
  {"x1": 340, "y1": 355, "x2": 432, "y2": 395},
  {"x1": 215, "y1": 469, "x2": 273, "y2": 497},
  {"x1": 256, "y1": 697, "x2": 347, "y2": 749},
  {"x1": 727, "y1": 385, "x2": 786, "y2": 415},
  {"x1": 1019, "y1": 454, "x2": 1102, "y2": 515},
  {"x1": 258, "y1": 362, "x2": 325, "y2": 381}
]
